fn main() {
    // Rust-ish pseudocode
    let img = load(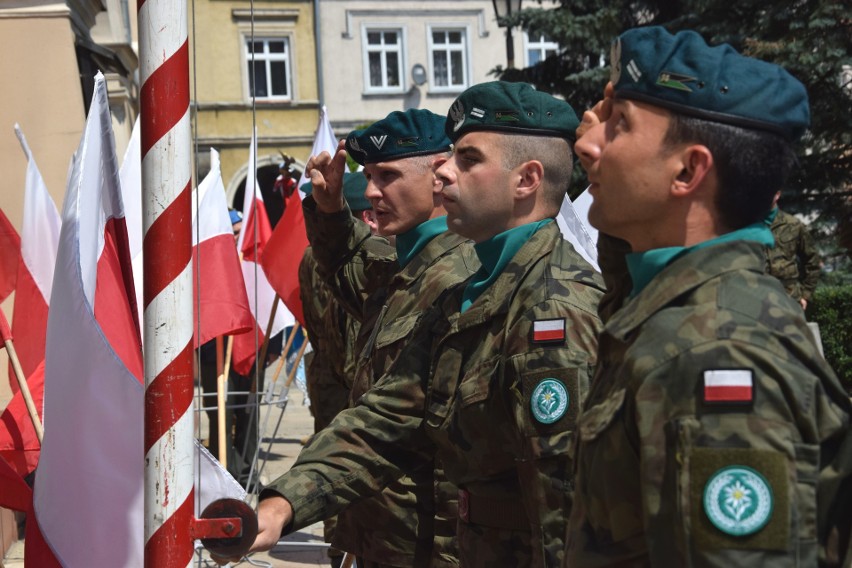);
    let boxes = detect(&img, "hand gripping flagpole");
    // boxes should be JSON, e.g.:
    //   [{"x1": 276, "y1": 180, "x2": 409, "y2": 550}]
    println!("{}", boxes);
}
[{"x1": 139, "y1": 0, "x2": 255, "y2": 563}]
